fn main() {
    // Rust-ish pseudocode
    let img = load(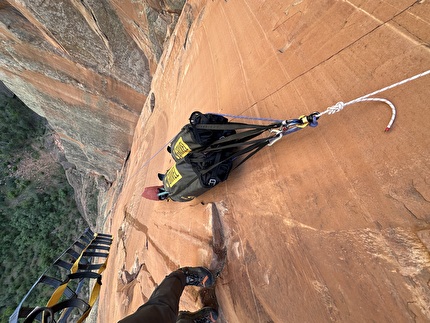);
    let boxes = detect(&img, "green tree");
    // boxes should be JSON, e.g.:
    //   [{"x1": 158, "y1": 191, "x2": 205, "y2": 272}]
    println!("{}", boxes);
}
[{"x1": 0, "y1": 93, "x2": 88, "y2": 318}]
